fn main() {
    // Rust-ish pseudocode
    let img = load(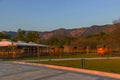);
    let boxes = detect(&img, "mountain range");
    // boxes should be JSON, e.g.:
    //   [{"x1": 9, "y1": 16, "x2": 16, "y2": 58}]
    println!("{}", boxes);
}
[{"x1": 2, "y1": 24, "x2": 116, "y2": 40}]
